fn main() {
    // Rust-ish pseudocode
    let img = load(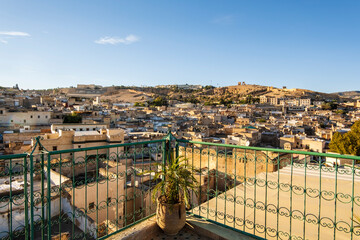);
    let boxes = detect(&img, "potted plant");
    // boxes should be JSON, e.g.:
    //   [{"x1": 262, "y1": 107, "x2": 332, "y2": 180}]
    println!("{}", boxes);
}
[{"x1": 149, "y1": 156, "x2": 199, "y2": 235}]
